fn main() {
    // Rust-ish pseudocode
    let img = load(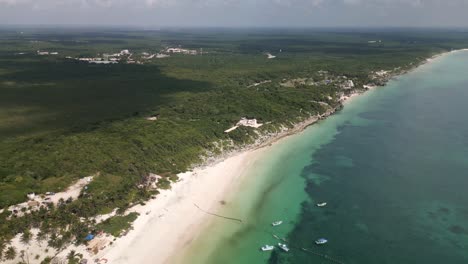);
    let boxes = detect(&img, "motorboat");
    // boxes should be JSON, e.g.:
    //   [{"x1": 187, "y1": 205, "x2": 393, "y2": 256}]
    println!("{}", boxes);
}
[
  {"x1": 261, "y1": 245, "x2": 274, "y2": 251},
  {"x1": 272, "y1": 220, "x2": 283, "y2": 226},
  {"x1": 278, "y1": 243, "x2": 289, "y2": 252},
  {"x1": 315, "y1": 238, "x2": 328, "y2": 245}
]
